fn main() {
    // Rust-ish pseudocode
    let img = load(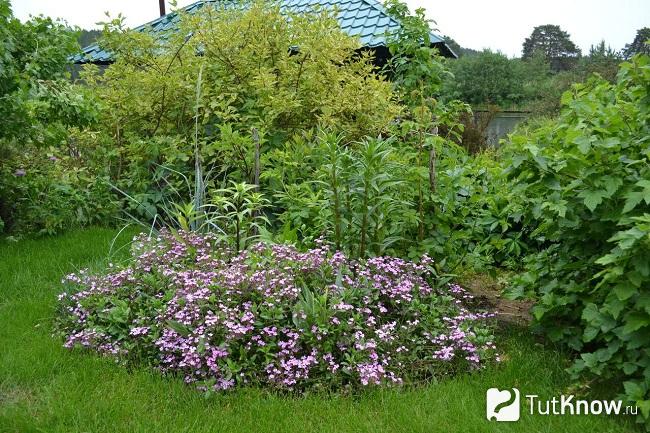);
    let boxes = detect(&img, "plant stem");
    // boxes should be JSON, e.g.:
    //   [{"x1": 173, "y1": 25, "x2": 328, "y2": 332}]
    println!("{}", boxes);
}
[
  {"x1": 417, "y1": 129, "x2": 425, "y2": 241},
  {"x1": 330, "y1": 144, "x2": 342, "y2": 251},
  {"x1": 429, "y1": 125, "x2": 438, "y2": 193}
]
